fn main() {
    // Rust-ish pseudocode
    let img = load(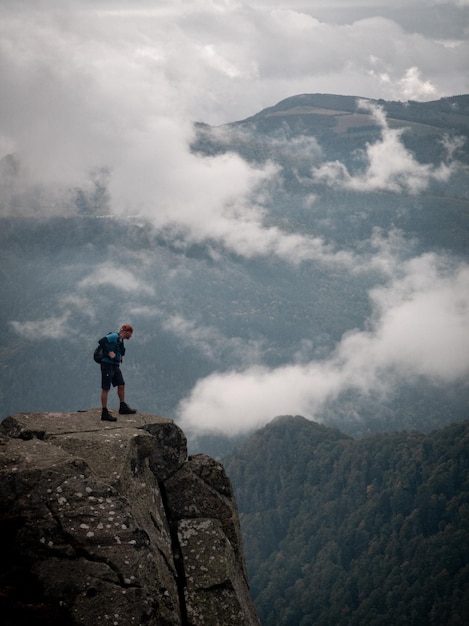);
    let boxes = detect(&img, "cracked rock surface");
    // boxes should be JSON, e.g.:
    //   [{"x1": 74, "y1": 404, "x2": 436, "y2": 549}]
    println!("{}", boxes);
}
[{"x1": 0, "y1": 411, "x2": 260, "y2": 626}]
